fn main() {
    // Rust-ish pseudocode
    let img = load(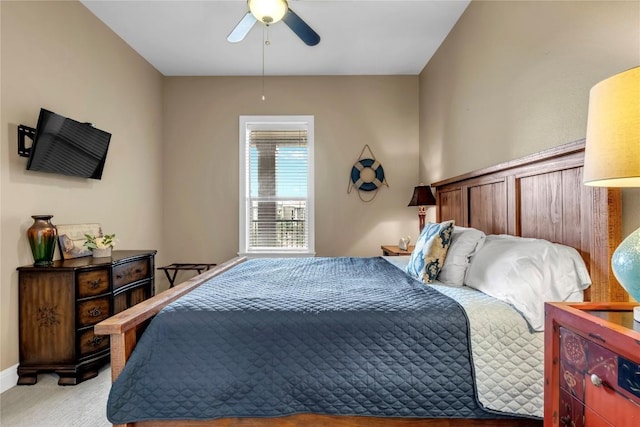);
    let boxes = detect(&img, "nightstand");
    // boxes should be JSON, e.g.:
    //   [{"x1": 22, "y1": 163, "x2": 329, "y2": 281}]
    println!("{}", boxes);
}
[
  {"x1": 381, "y1": 245, "x2": 415, "y2": 256},
  {"x1": 544, "y1": 302, "x2": 640, "y2": 427}
]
